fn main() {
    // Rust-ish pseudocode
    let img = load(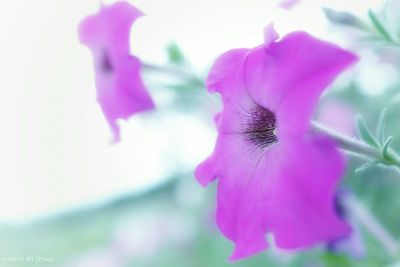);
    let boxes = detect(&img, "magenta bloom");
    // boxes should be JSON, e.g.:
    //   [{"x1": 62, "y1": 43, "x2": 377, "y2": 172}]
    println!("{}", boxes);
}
[
  {"x1": 195, "y1": 25, "x2": 358, "y2": 260},
  {"x1": 78, "y1": 2, "x2": 154, "y2": 142}
]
